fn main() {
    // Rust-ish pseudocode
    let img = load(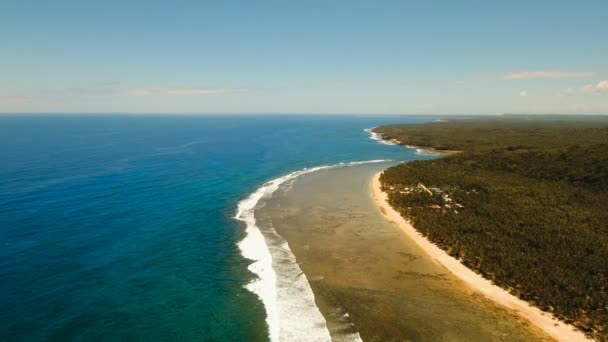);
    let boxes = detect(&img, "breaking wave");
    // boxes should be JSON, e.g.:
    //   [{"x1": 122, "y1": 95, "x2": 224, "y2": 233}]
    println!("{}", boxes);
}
[
  {"x1": 364, "y1": 128, "x2": 440, "y2": 156},
  {"x1": 363, "y1": 128, "x2": 396, "y2": 145},
  {"x1": 235, "y1": 160, "x2": 389, "y2": 341}
]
